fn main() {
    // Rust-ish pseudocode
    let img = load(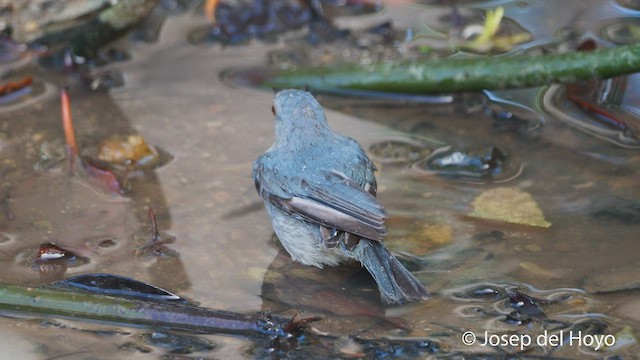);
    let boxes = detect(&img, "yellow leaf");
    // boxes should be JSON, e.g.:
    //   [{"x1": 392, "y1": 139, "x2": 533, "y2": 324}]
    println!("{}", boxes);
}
[
  {"x1": 469, "y1": 187, "x2": 551, "y2": 228},
  {"x1": 474, "y1": 6, "x2": 504, "y2": 45}
]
